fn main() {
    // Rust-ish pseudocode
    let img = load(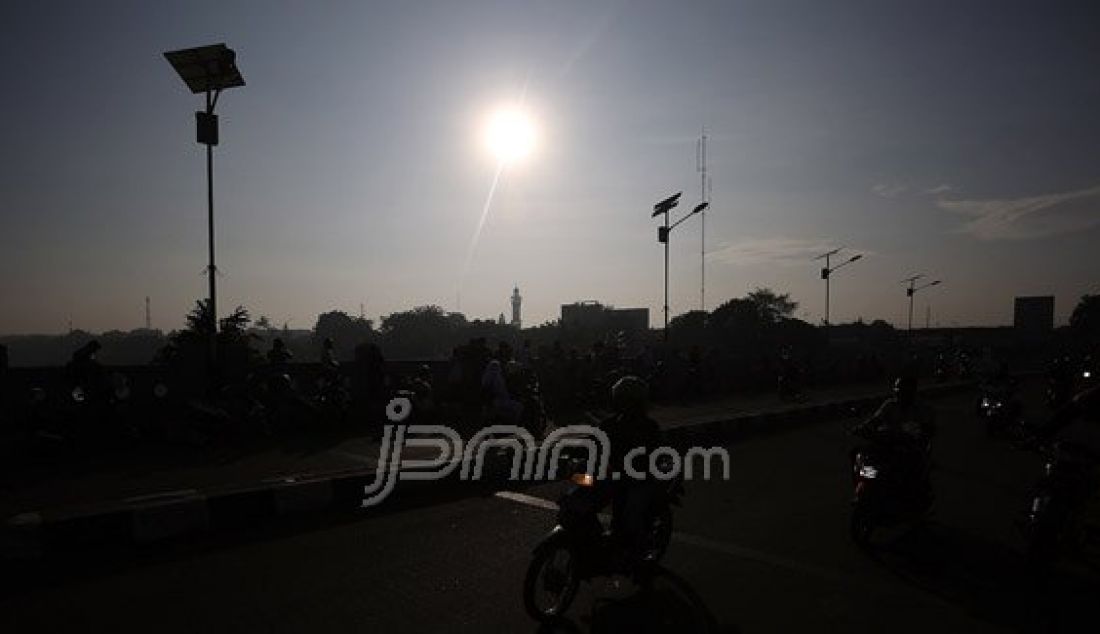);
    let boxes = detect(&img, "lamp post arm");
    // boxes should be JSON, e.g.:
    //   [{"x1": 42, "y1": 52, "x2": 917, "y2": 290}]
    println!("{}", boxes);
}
[
  {"x1": 831, "y1": 255, "x2": 864, "y2": 274},
  {"x1": 669, "y1": 213, "x2": 695, "y2": 232}
]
